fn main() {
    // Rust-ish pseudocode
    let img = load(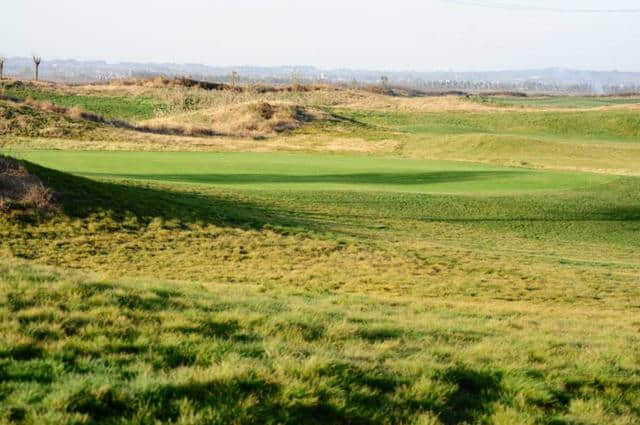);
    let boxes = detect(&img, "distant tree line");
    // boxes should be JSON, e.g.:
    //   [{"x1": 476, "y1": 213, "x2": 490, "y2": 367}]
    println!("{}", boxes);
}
[
  {"x1": 397, "y1": 79, "x2": 640, "y2": 95},
  {"x1": 1, "y1": 55, "x2": 640, "y2": 95}
]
